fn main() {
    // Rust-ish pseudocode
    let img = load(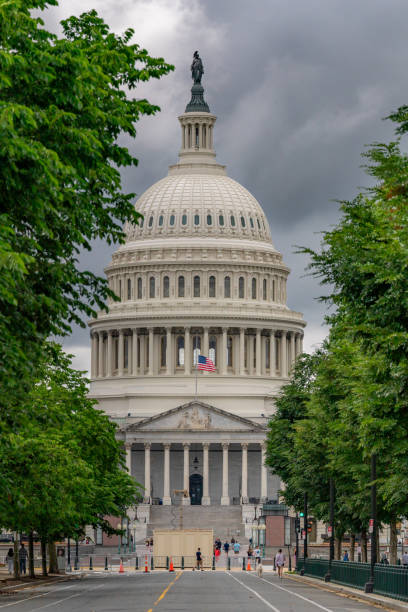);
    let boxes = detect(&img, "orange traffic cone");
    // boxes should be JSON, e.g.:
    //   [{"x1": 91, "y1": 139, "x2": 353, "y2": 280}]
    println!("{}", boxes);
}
[
  {"x1": 144, "y1": 555, "x2": 149, "y2": 573},
  {"x1": 119, "y1": 559, "x2": 125, "y2": 573},
  {"x1": 169, "y1": 557, "x2": 174, "y2": 572},
  {"x1": 247, "y1": 559, "x2": 252, "y2": 571}
]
